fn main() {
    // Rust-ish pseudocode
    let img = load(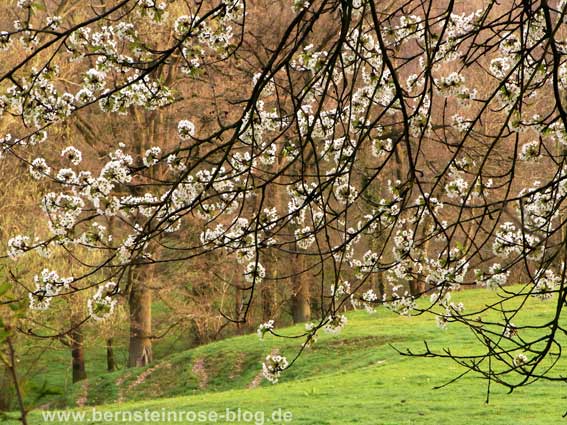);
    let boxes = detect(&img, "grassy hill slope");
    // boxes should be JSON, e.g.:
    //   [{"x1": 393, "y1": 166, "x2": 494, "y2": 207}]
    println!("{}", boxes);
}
[{"x1": 8, "y1": 286, "x2": 567, "y2": 424}]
